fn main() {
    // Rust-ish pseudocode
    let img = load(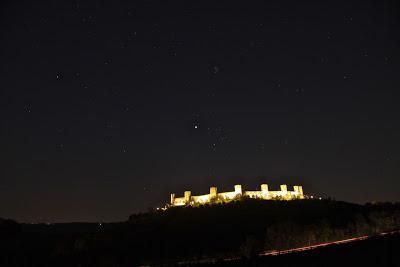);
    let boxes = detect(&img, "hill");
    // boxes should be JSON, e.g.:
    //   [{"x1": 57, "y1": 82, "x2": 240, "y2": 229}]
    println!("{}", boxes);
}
[{"x1": 1, "y1": 199, "x2": 399, "y2": 266}]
